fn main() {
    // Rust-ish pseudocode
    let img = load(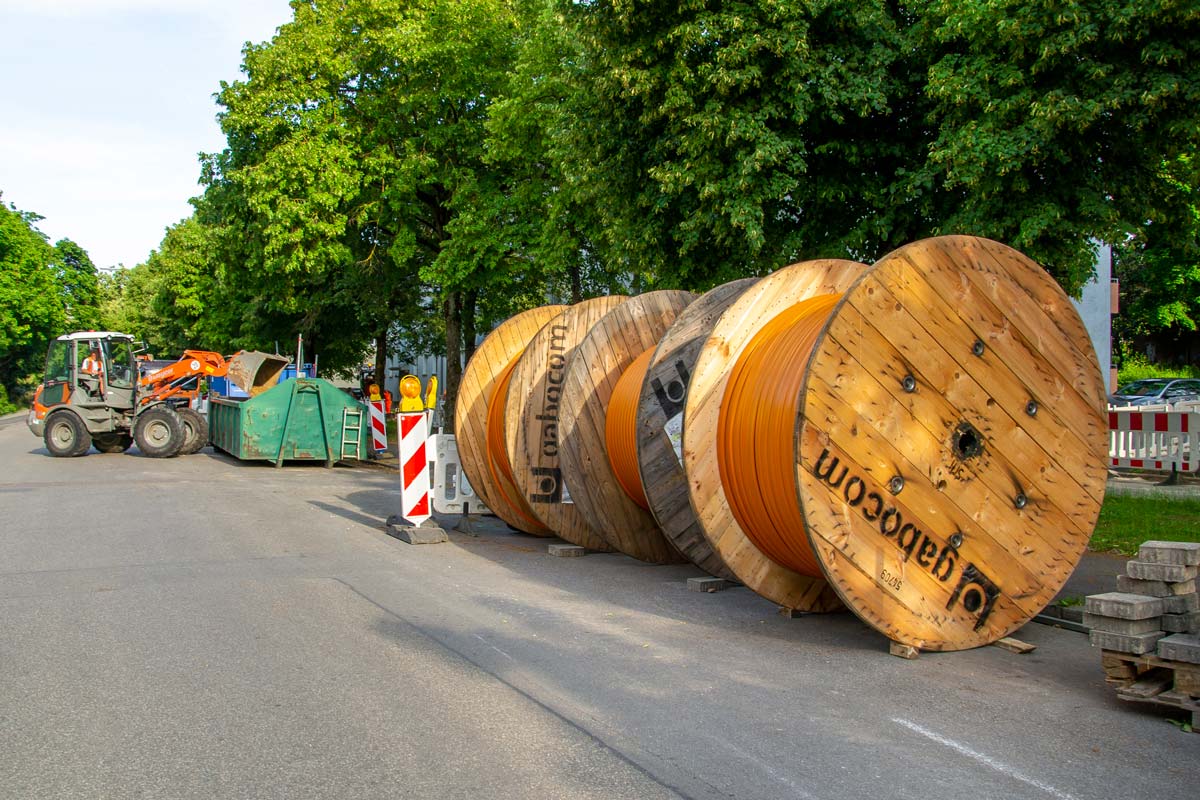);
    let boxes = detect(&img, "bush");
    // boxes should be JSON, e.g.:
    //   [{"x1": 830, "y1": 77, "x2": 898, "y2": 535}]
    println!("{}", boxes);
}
[
  {"x1": 0, "y1": 385, "x2": 18, "y2": 416},
  {"x1": 1116, "y1": 354, "x2": 1200, "y2": 387}
]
